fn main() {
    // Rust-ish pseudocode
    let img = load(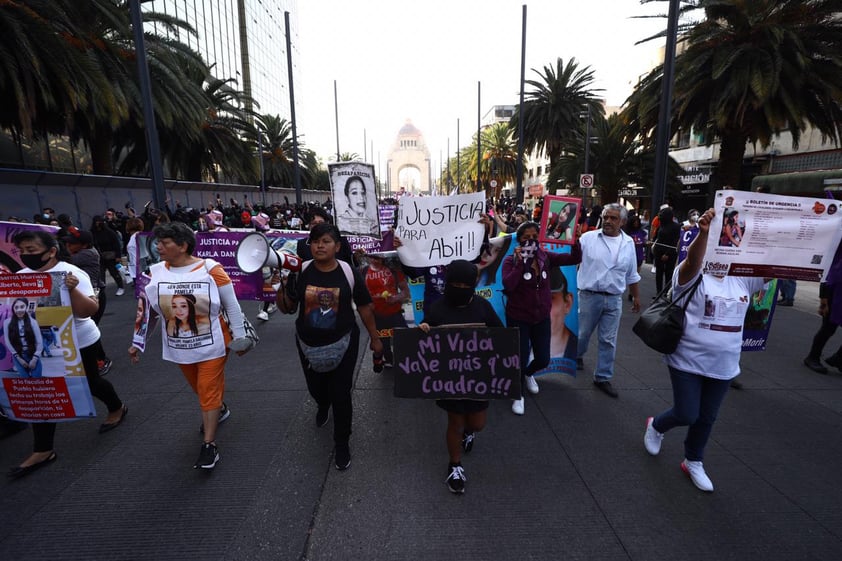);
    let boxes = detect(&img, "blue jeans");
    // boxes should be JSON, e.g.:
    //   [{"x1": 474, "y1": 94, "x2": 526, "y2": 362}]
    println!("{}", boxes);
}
[
  {"x1": 507, "y1": 317, "x2": 552, "y2": 380},
  {"x1": 576, "y1": 291, "x2": 623, "y2": 382},
  {"x1": 13, "y1": 352, "x2": 42, "y2": 378},
  {"x1": 778, "y1": 279, "x2": 796, "y2": 302},
  {"x1": 652, "y1": 366, "x2": 731, "y2": 461}
]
